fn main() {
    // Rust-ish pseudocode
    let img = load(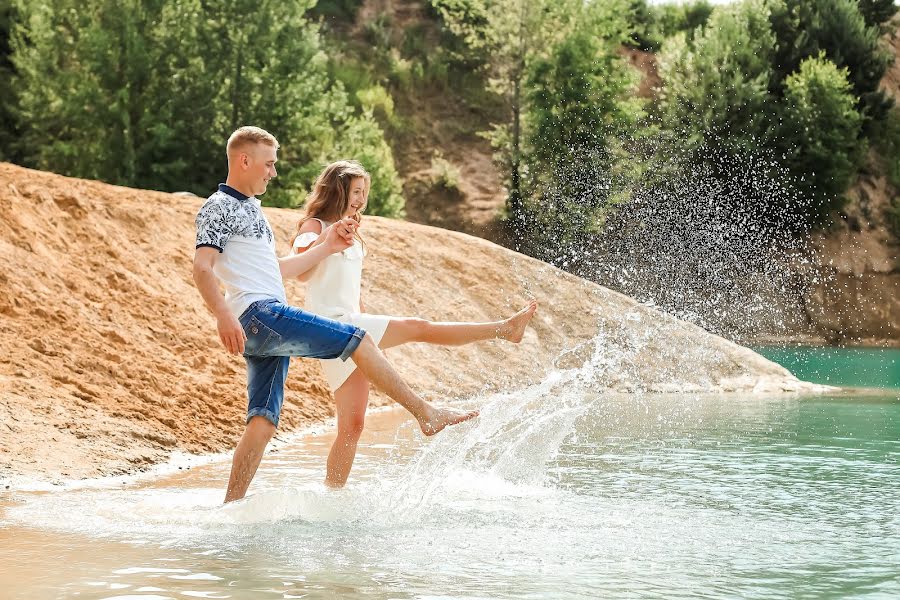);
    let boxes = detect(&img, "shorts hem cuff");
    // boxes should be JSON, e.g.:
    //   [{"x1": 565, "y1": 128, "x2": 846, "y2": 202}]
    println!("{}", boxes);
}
[
  {"x1": 246, "y1": 408, "x2": 279, "y2": 428},
  {"x1": 338, "y1": 329, "x2": 366, "y2": 361}
]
